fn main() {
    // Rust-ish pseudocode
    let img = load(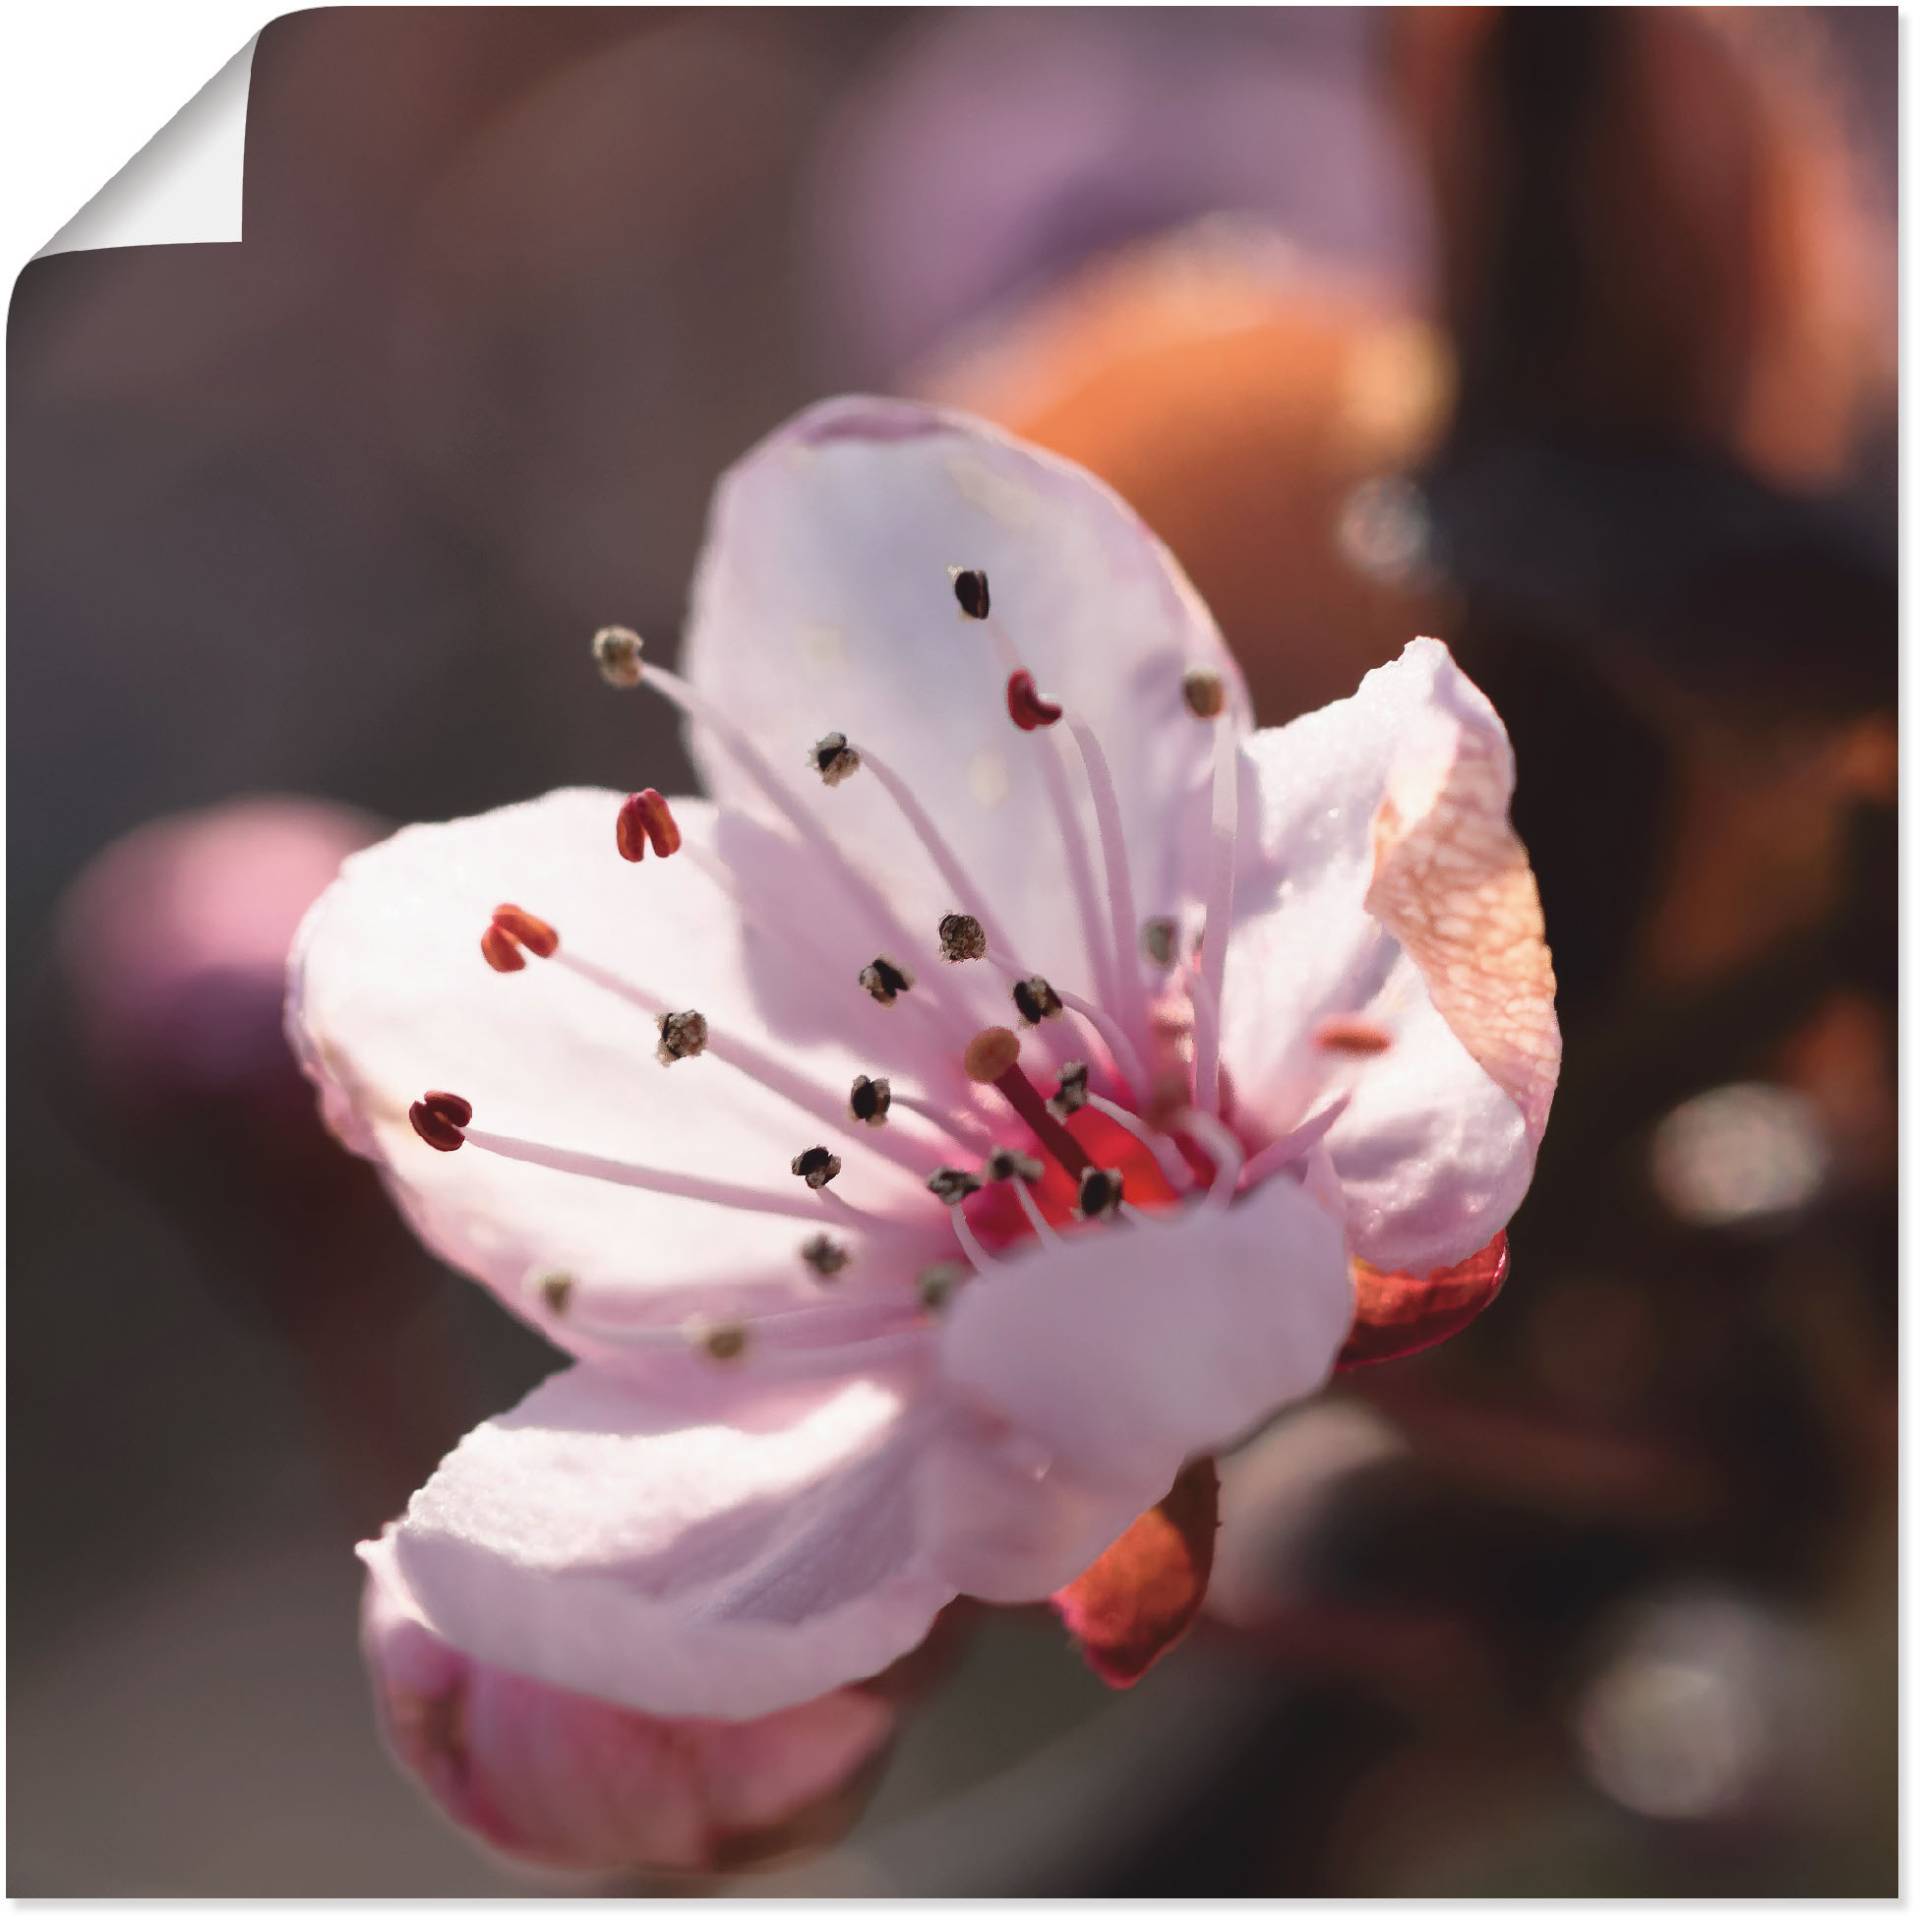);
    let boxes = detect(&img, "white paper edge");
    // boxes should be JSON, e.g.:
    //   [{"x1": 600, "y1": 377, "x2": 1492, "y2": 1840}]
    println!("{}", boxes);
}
[{"x1": 35, "y1": 32, "x2": 257, "y2": 258}]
